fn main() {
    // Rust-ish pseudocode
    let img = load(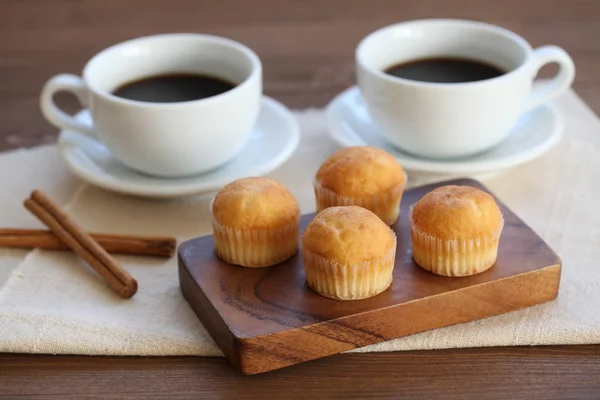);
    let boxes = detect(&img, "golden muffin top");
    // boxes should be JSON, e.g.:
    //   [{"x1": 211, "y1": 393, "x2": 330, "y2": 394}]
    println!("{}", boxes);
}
[
  {"x1": 411, "y1": 185, "x2": 503, "y2": 240},
  {"x1": 212, "y1": 177, "x2": 300, "y2": 229},
  {"x1": 302, "y1": 206, "x2": 396, "y2": 264},
  {"x1": 315, "y1": 146, "x2": 405, "y2": 197}
]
